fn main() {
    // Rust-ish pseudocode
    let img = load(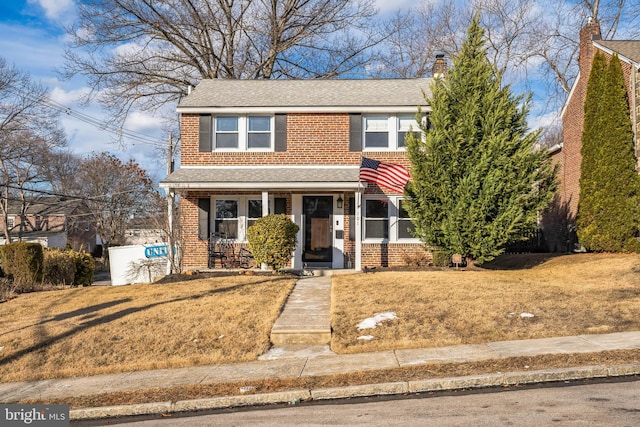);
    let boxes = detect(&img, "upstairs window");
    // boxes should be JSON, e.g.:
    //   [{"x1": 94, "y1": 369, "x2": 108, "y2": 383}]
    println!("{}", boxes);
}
[
  {"x1": 248, "y1": 116, "x2": 271, "y2": 148},
  {"x1": 397, "y1": 115, "x2": 421, "y2": 148},
  {"x1": 215, "y1": 116, "x2": 239, "y2": 149},
  {"x1": 363, "y1": 114, "x2": 423, "y2": 151},
  {"x1": 202, "y1": 115, "x2": 274, "y2": 151},
  {"x1": 364, "y1": 116, "x2": 389, "y2": 149}
]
